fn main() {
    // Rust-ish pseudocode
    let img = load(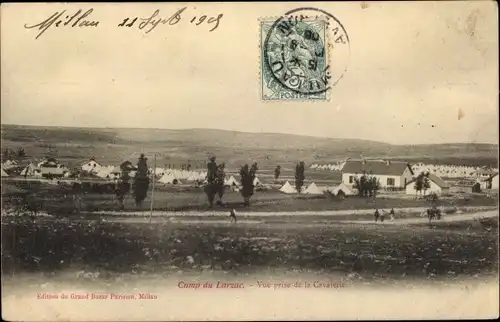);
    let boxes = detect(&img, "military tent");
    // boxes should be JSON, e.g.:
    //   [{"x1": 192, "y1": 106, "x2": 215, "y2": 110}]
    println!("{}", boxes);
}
[
  {"x1": 20, "y1": 163, "x2": 38, "y2": 177},
  {"x1": 2, "y1": 160, "x2": 18, "y2": 170},
  {"x1": 279, "y1": 181, "x2": 297, "y2": 194},
  {"x1": 225, "y1": 175, "x2": 240, "y2": 186},
  {"x1": 330, "y1": 183, "x2": 355, "y2": 196},
  {"x1": 303, "y1": 182, "x2": 323, "y2": 195},
  {"x1": 159, "y1": 174, "x2": 181, "y2": 184},
  {"x1": 186, "y1": 172, "x2": 199, "y2": 181}
]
